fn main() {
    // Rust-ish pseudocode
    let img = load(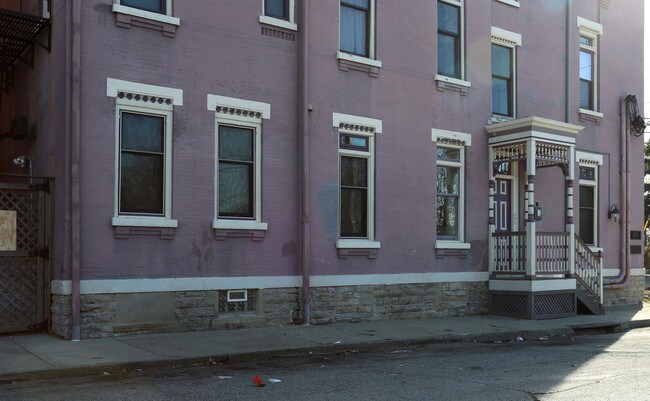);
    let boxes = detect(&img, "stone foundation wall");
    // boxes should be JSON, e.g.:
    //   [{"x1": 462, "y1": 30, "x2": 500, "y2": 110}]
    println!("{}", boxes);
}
[
  {"x1": 49, "y1": 281, "x2": 489, "y2": 339},
  {"x1": 603, "y1": 275, "x2": 646, "y2": 306}
]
